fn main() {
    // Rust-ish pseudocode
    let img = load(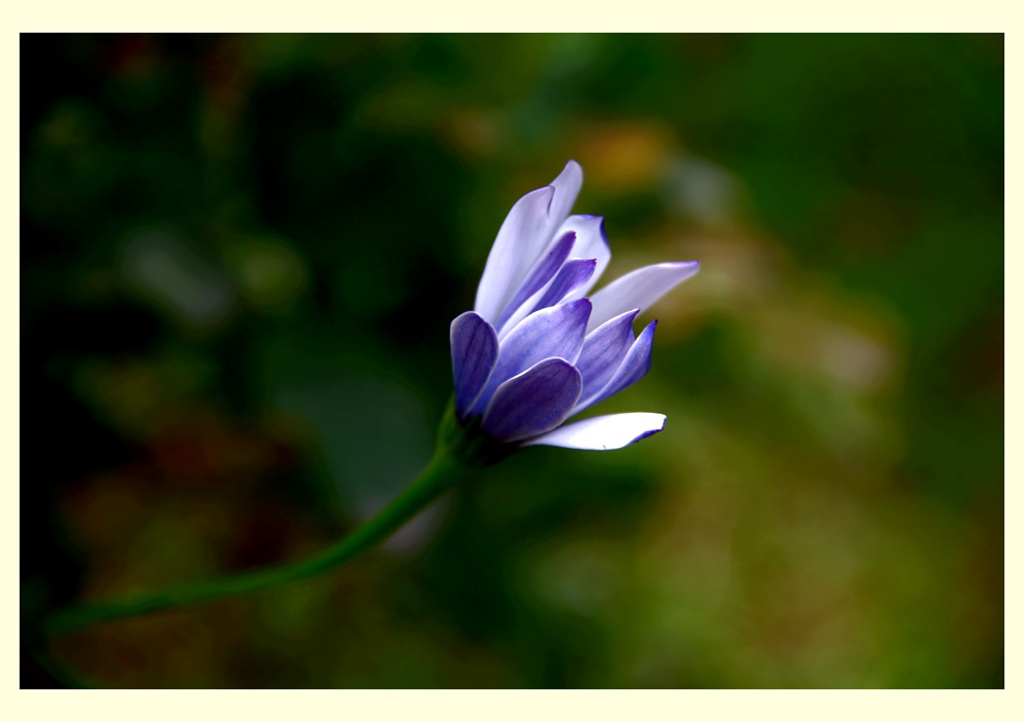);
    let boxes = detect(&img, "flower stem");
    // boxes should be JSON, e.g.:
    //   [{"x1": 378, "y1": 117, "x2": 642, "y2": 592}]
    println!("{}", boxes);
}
[{"x1": 43, "y1": 446, "x2": 470, "y2": 638}]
